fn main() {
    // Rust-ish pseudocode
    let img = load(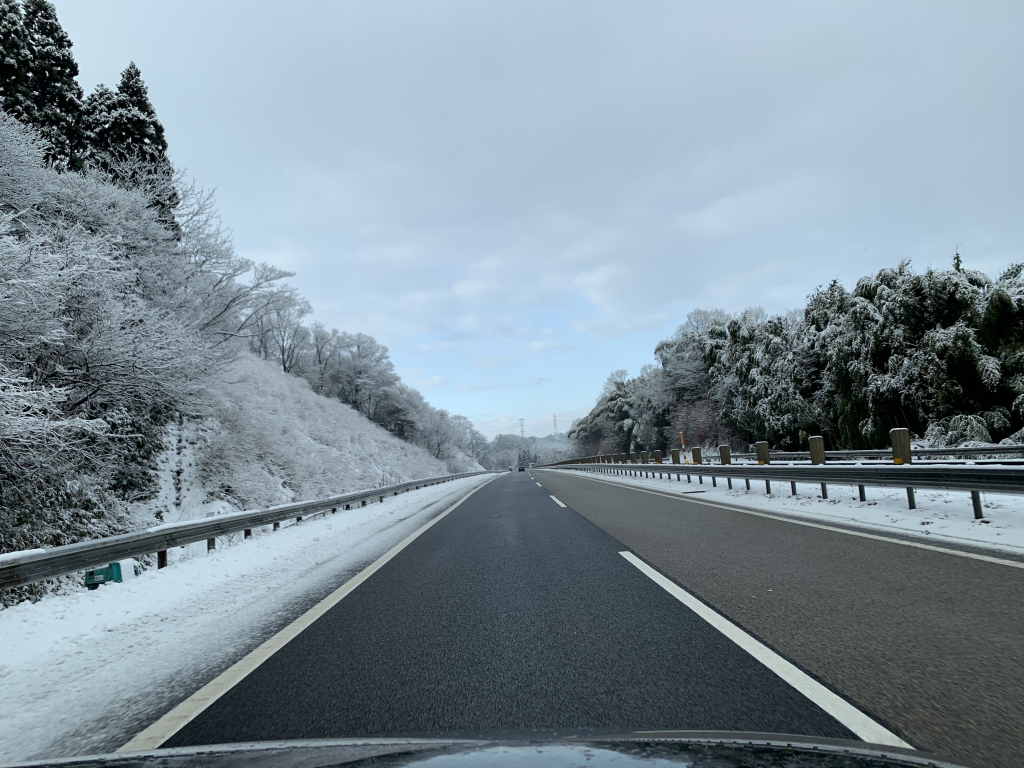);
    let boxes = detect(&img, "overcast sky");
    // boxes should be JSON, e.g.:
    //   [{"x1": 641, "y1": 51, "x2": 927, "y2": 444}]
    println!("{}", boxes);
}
[{"x1": 58, "y1": 1, "x2": 1023, "y2": 437}]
